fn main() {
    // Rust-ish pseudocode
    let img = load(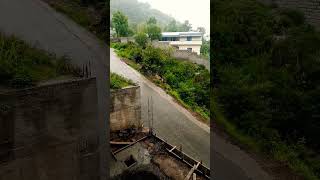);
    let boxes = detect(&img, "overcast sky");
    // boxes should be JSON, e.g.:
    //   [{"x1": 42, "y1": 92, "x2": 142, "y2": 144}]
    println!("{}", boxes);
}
[{"x1": 138, "y1": 0, "x2": 210, "y2": 35}]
